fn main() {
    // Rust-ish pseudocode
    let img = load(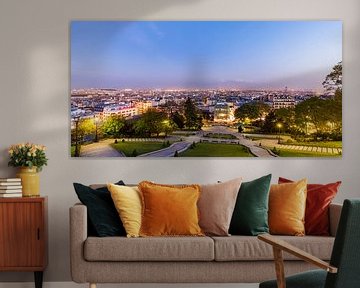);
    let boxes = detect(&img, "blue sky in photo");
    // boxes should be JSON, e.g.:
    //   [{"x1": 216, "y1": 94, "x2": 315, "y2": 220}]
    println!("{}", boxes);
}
[{"x1": 71, "y1": 21, "x2": 342, "y2": 90}]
